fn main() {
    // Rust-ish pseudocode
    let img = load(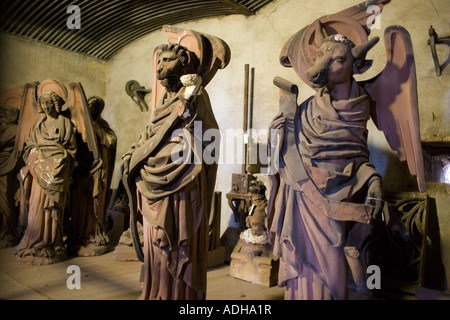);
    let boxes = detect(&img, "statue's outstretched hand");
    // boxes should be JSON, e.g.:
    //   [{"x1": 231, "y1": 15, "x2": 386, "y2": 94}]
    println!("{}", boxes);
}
[
  {"x1": 365, "y1": 175, "x2": 384, "y2": 222},
  {"x1": 366, "y1": 175, "x2": 410, "y2": 240}
]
